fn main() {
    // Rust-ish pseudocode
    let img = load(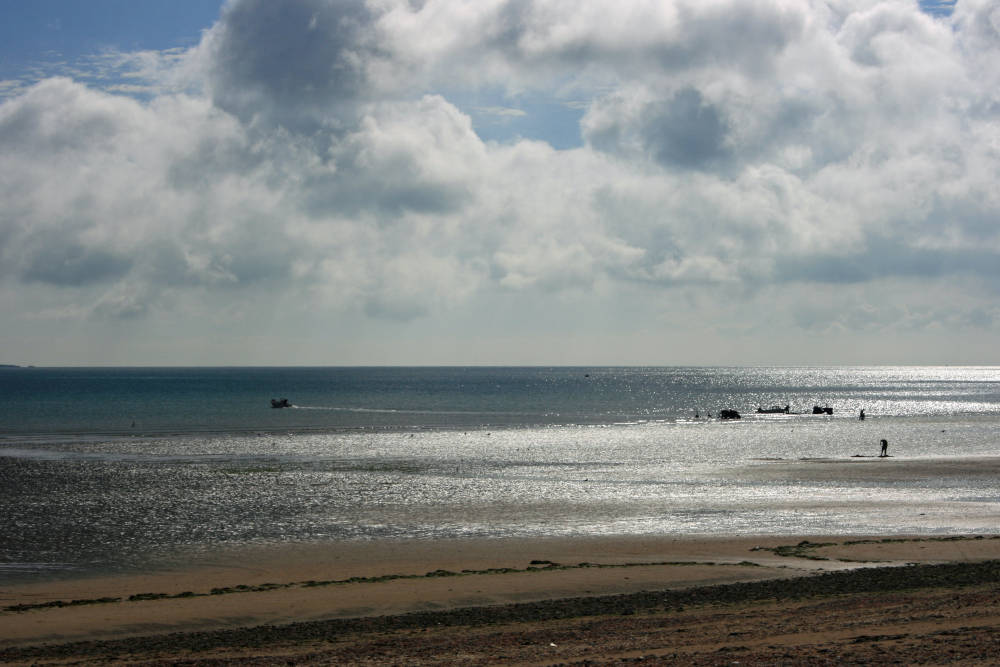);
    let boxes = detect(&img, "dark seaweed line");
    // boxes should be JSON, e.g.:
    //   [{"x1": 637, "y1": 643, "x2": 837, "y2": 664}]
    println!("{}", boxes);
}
[
  {"x1": 758, "y1": 534, "x2": 1000, "y2": 561},
  {"x1": 2, "y1": 560, "x2": 747, "y2": 614},
  {"x1": 3, "y1": 560, "x2": 1000, "y2": 662},
  {"x1": 6, "y1": 535, "x2": 994, "y2": 615}
]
